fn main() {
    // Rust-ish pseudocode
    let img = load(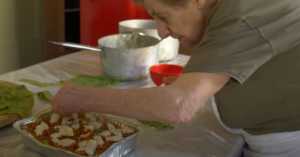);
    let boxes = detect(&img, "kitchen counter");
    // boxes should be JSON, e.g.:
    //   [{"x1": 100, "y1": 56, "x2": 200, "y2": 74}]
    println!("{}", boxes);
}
[{"x1": 0, "y1": 51, "x2": 244, "y2": 157}]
